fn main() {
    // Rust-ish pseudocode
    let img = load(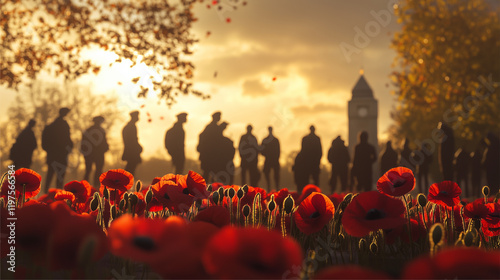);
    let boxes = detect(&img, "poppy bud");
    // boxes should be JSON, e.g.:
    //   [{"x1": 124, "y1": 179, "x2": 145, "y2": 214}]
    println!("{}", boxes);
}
[
  {"x1": 495, "y1": 192, "x2": 500, "y2": 203},
  {"x1": 135, "y1": 180, "x2": 142, "y2": 193},
  {"x1": 464, "y1": 230, "x2": 475, "y2": 247},
  {"x1": 218, "y1": 187, "x2": 224, "y2": 198},
  {"x1": 145, "y1": 187, "x2": 153, "y2": 204},
  {"x1": 338, "y1": 233, "x2": 345, "y2": 243},
  {"x1": 237, "y1": 188, "x2": 244, "y2": 199},
  {"x1": 206, "y1": 184, "x2": 212, "y2": 192},
  {"x1": 482, "y1": 186, "x2": 490, "y2": 197},
  {"x1": 119, "y1": 199, "x2": 126, "y2": 211},
  {"x1": 358, "y1": 238, "x2": 367, "y2": 251},
  {"x1": 268, "y1": 196, "x2": 276, "y2": 212},
  {"x1": 195, "y1": 199, "x2": 202, "y2": 208},
  {"x1": 417, "y1": 193, "x2": 427, "y2": 207},
  {"x1": 228, "y1": 188, "x2": 235, "y2": 199},
  {"x1": 369, "y1": 241, "x2": 378, "y2": 255},
  {"x1": 129, "y1": 193, "x2": 138, "y2": 206},
  {"x1": 429, "y1": 223, "x2": 445, "y2": 247},
  {"x1": 283, "y1": 194, "x2": 295, "y2": 214},
  {"x1": 90, "y1": 196, "x2": 99, "y2": 212},
  {"x1": 212, "y1": 191, "x2": 220, "y2": 205},
  {"x1": 103, "y1": 186, "x2": 109, "y2": 200},
  {"x1": 123, "y1": 192, "x2": 129, "y2": 201},
  {"x1": 242, "y1": 184, "x2": 249, "y2": 193},
  {"x1": 111, "y1": 205, "x2": 117, "y2": 219},
  {"x1": 242, "y1": 204, "x2": 251, "y2": 217}
]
